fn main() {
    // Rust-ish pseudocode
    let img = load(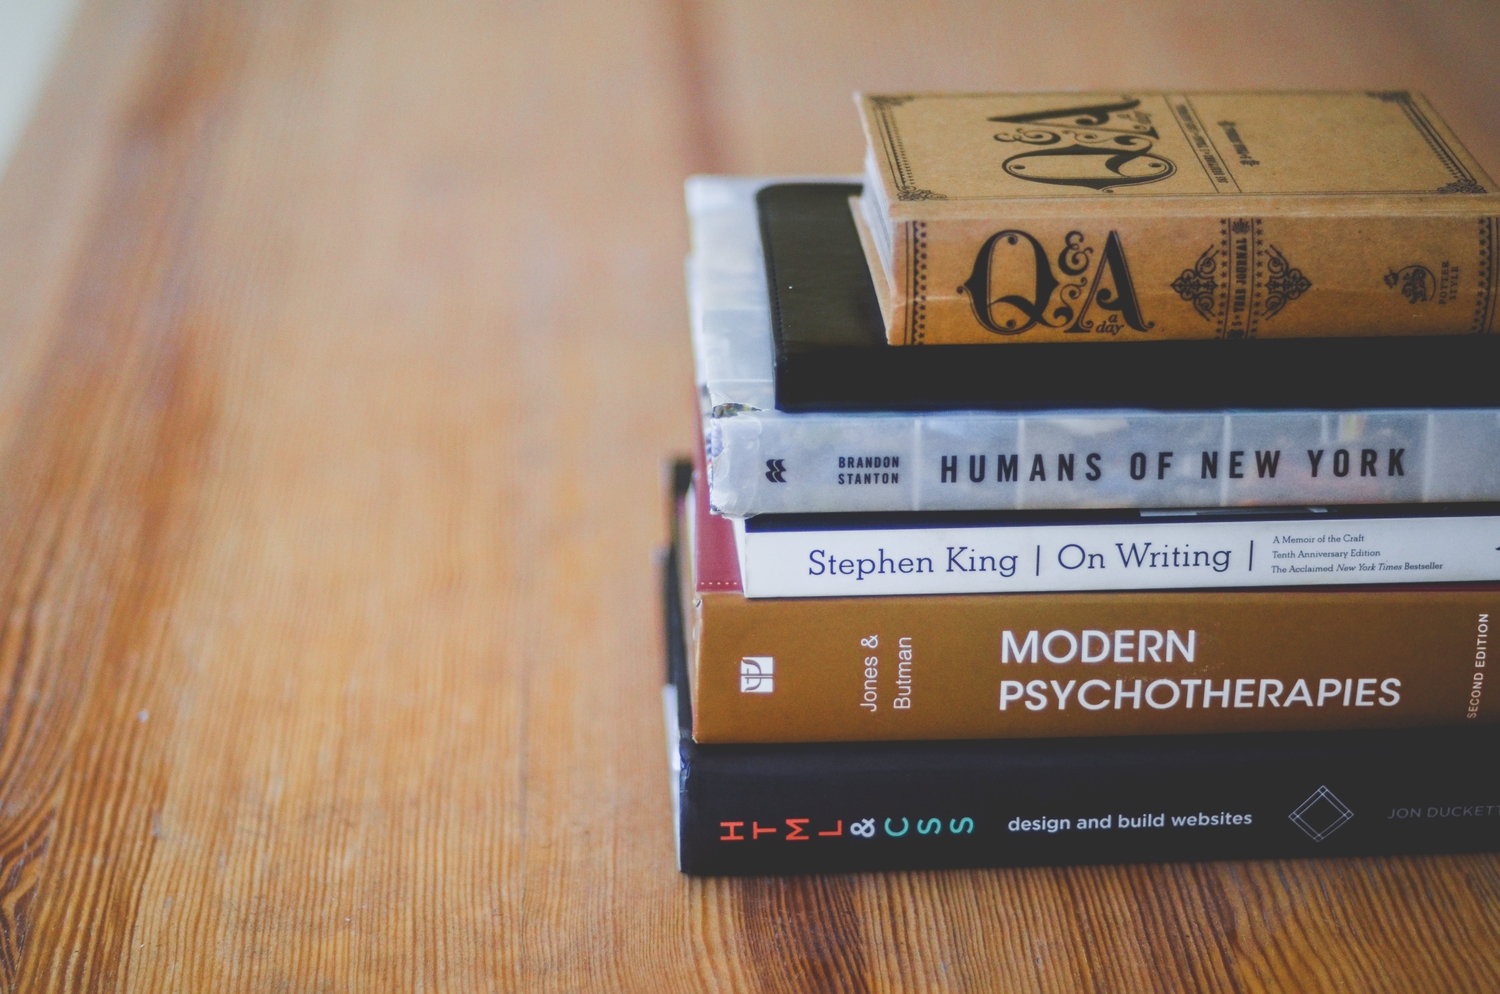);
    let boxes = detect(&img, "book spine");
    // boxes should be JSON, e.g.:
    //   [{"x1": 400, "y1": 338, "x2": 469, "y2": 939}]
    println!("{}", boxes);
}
[
  {"x1": 882, "y1": 211, "x2": 1500, "y2": 346},
  {"x1": 739, "y1": 512, "x2": 1500, "y2": 598},
  {"x1": 676, "y1": 722, "x2": 1500, "y2": 875},
  {"x1": 690, "y1": 587, "x2": 1495, "y2": 743},
  {"x1": 706, "y1": 408, "x2": 1500, "y2": 517}
]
